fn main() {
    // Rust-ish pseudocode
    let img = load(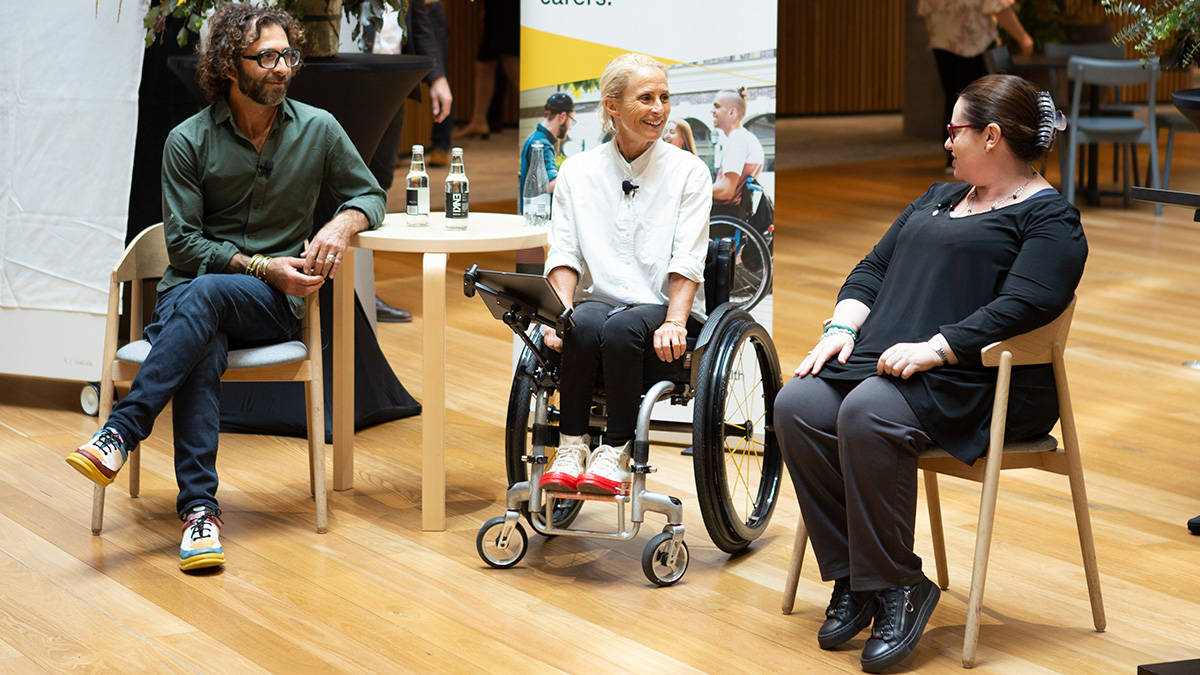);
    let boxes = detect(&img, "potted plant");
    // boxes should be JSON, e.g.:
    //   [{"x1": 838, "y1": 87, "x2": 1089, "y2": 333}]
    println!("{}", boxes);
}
[
  {"x1": 139, "y1": 0, "x2": 408, "y2": 56},
  {"x1": 1103, "y1": 0, "x2": 1200, "y2": 130}
]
